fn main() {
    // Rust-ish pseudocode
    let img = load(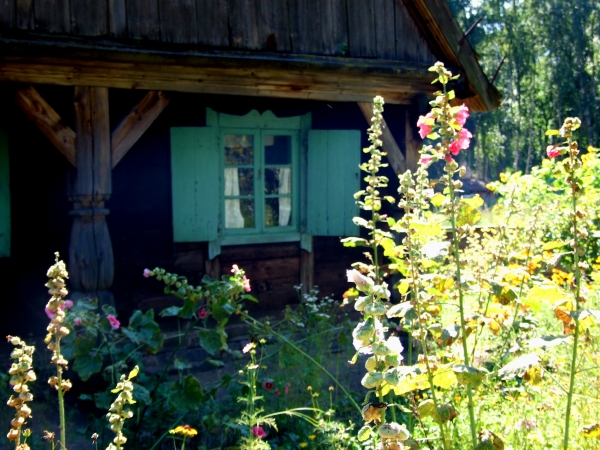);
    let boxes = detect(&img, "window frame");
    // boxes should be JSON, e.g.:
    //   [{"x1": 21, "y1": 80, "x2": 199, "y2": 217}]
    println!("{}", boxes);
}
[{"x1": 219, "y1": 127, "x2": 301, "y2": 245}]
